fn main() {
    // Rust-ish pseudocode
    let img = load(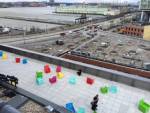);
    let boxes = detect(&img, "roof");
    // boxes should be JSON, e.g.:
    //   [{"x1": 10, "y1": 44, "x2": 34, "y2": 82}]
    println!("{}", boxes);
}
[{"x1": 0, "y1": 45, "x2": 150, "y2": 113}]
